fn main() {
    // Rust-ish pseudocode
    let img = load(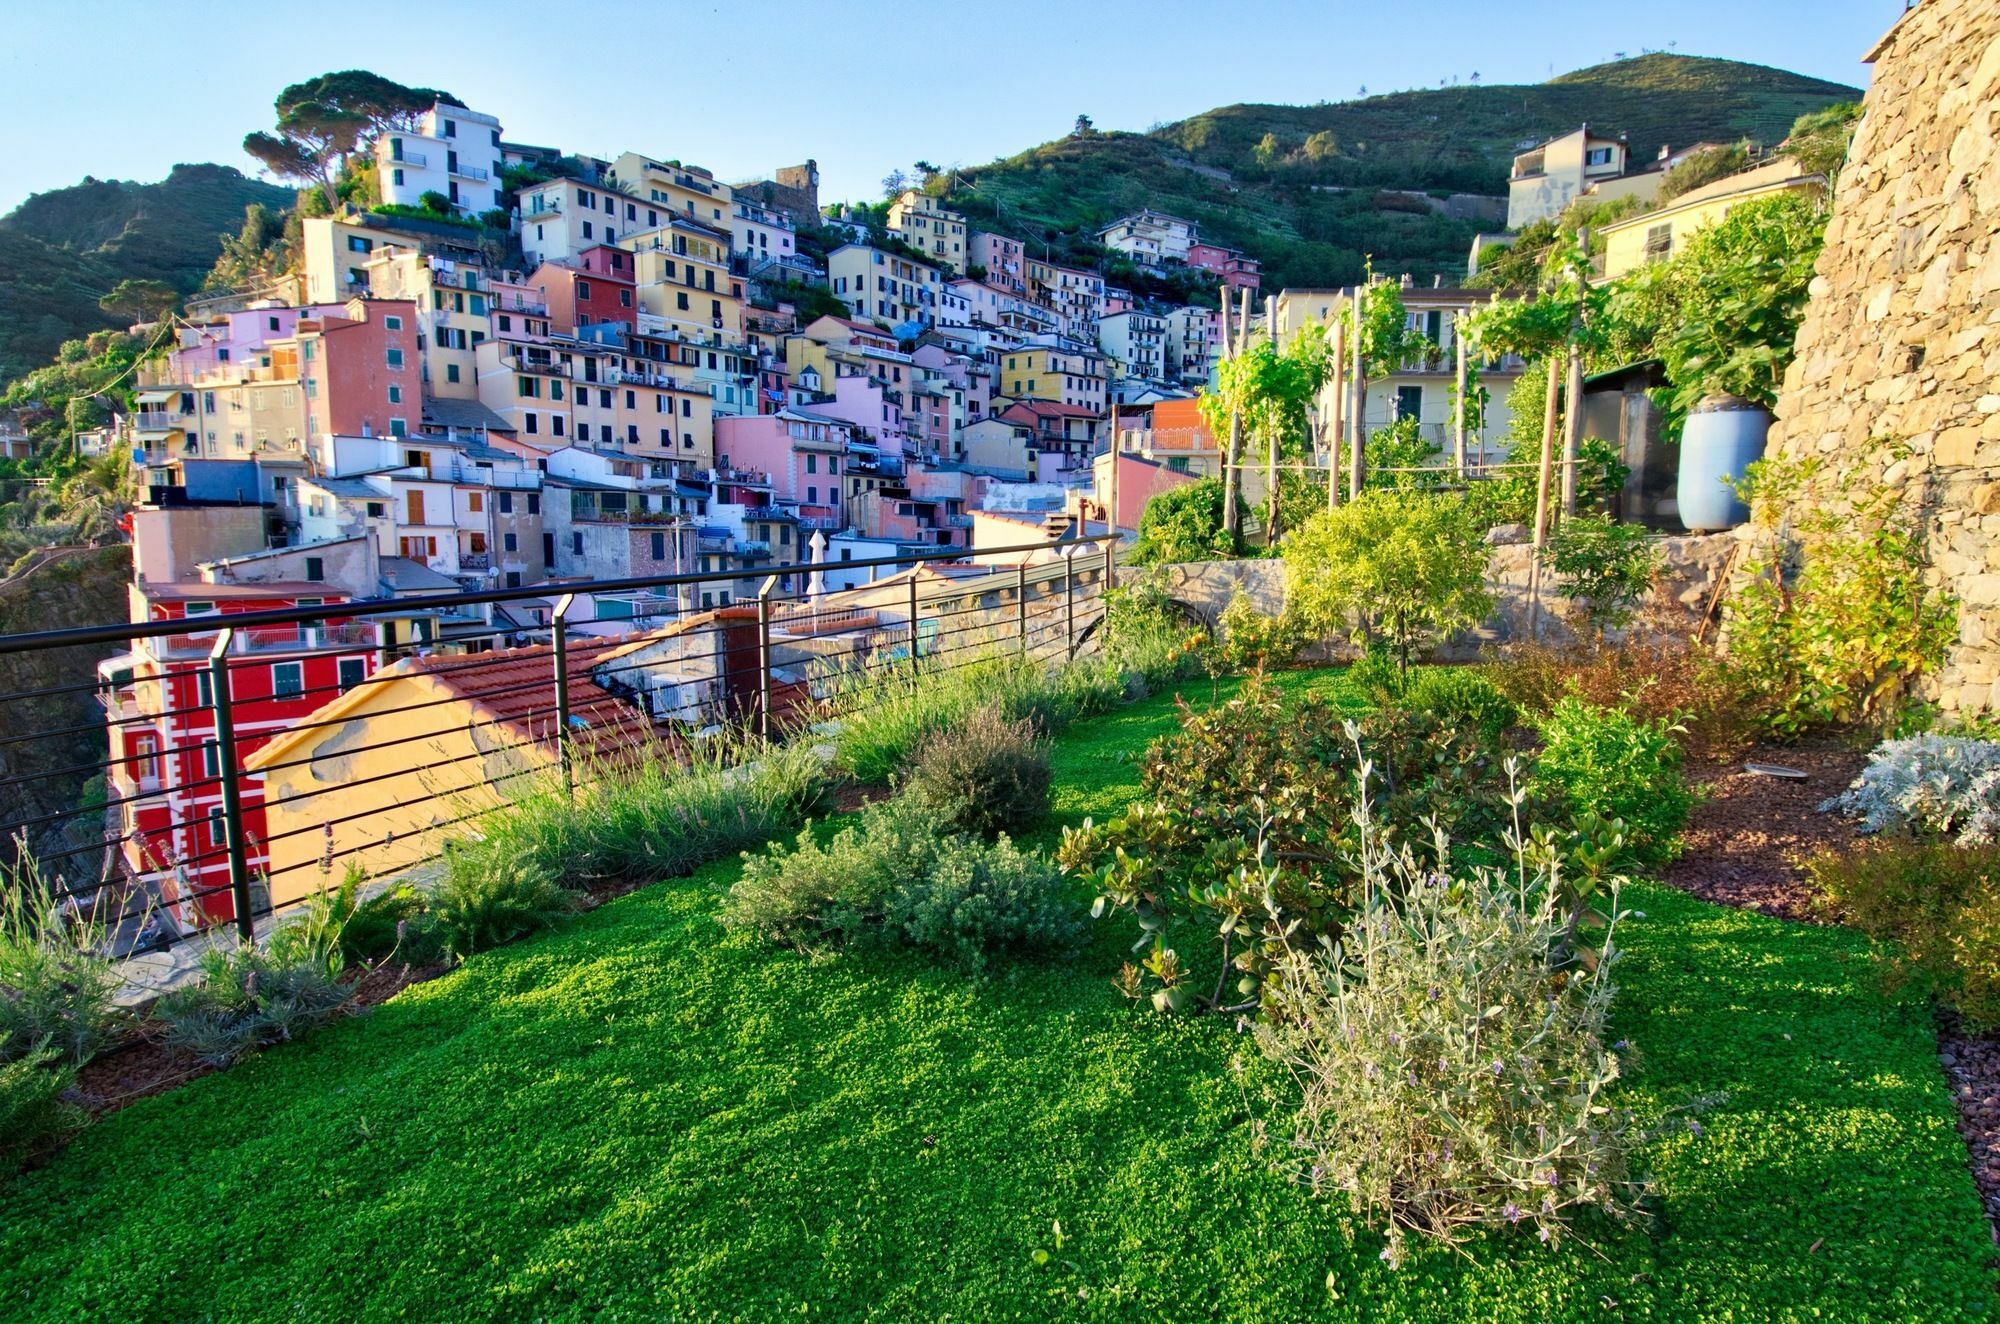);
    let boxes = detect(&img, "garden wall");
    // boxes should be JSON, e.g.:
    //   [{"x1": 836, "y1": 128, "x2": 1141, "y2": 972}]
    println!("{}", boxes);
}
[
  {"x1": 1127, "y1": 531, "x2": 1738, "y2": 659},
  {"x1": 1763, "y1": 0, "x2": 2000, "y2": 715}
]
